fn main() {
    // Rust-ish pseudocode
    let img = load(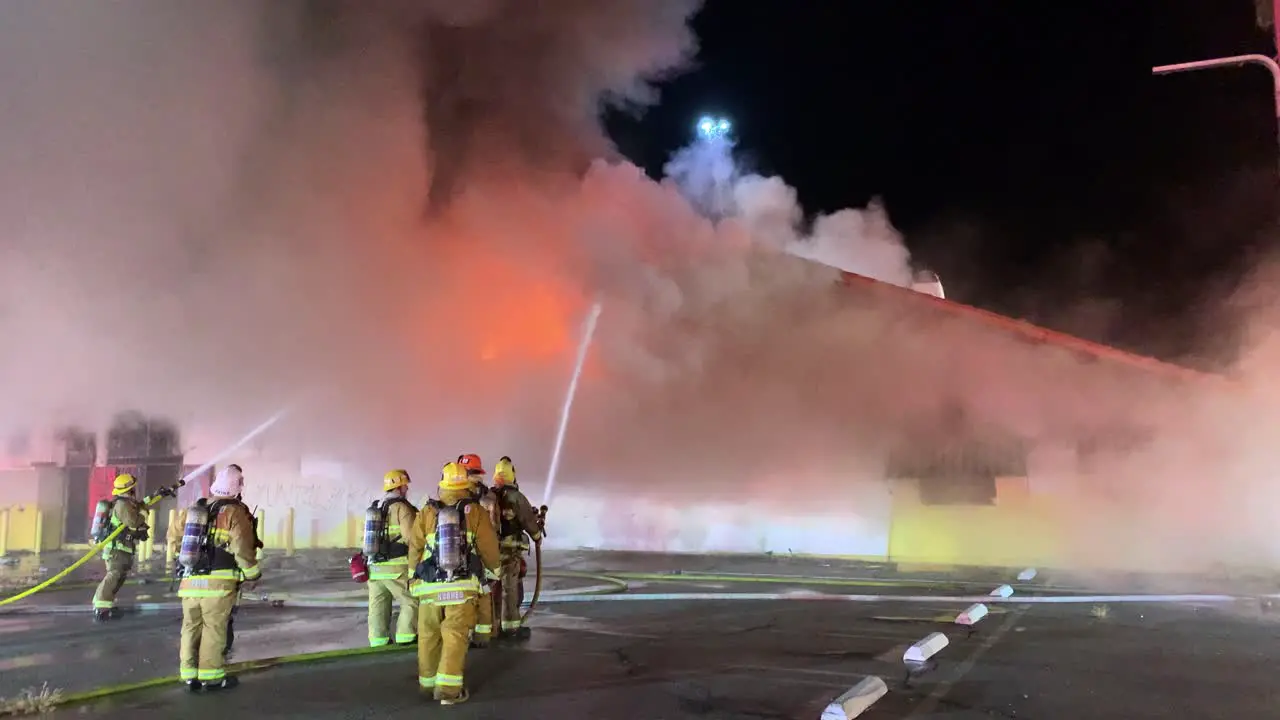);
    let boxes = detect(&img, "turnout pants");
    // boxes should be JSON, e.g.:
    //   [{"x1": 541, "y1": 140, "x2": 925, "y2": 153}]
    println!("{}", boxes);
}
[
  {"x1": 92, "y1": 549, "x2": 133, "y2": 610},
  {"x1": 499, "y1": 551, "x2": 525, "y2": 634},
  {"x1": 367, "y1": 577, "x2": 417, "y2": 646},
  {"x1": 473, "y1": 584, "x2": 494, "y2": 643},
  {"x1": 180, "y1": 594, "x2": 237, "y2": 683},
  {"x1": 417, "y1": 598, "x2": 477, "y2": 700}
]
